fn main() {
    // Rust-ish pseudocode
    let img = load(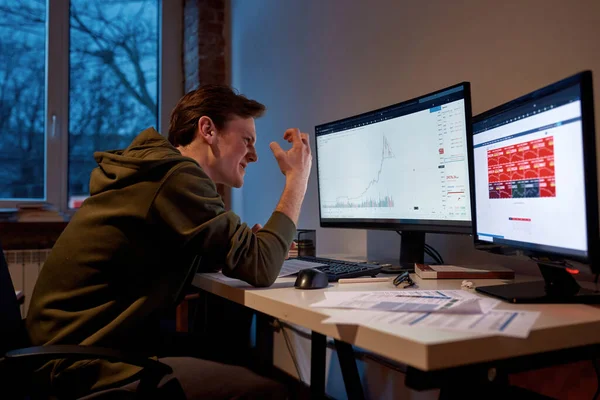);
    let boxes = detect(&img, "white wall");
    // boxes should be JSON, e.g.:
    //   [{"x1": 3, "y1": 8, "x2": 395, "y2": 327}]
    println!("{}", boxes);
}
[{"x1": 230, "y1": 0, "x2": 600, "y2": 275}]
